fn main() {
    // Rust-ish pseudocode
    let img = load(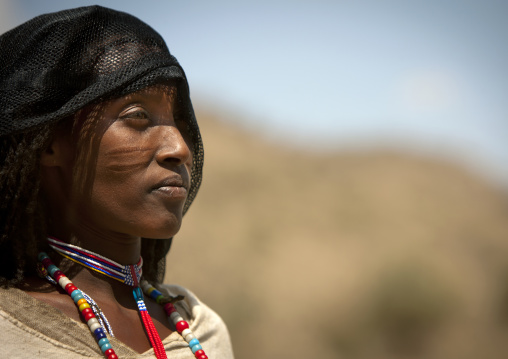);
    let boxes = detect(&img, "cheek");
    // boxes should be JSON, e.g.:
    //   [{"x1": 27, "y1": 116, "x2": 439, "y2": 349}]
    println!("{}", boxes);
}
[
  {"x1": 97, "y1": 128, "x2": 154, "y2": 174},
  {"x1": 92, "y1": 136, "x2": 151, "y2": 201},
  {"x1": 81, "y1": 143, "x2": 184, "y2": 238},
  {"x1": 90, "y1": 139, "x2": 152, "y2": 218},
  {"x1": 84, "y1": 163, "x2": 146, "y2": 233}
]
